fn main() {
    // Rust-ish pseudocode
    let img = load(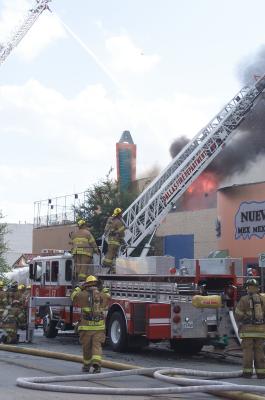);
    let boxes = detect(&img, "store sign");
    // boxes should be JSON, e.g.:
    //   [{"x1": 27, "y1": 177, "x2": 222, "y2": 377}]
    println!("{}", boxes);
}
[{"x1": 235, "y1": 201, "x2": 265, "y2": 240}]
